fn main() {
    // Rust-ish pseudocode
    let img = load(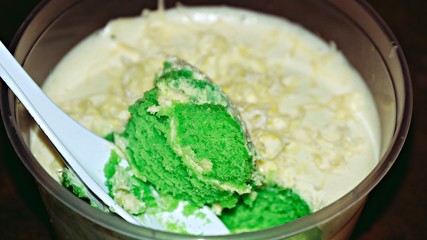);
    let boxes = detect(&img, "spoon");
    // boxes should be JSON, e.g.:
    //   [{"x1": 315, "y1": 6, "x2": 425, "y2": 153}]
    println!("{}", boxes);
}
[{"x1": 0, "y1": 42, "x2": 229, "y2": 235}]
